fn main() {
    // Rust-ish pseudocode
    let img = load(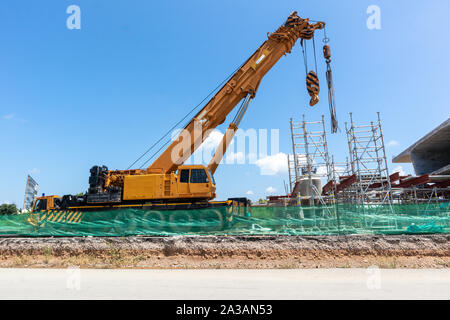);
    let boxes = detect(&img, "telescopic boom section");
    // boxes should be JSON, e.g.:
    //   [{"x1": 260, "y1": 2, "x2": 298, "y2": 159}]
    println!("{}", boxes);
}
[
  {"x1": 208, "y1": 93, "x2": 252, "y2": 174},
  {"x1": 148, "y1": 12, "x2": 325, "y2": 174}
]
